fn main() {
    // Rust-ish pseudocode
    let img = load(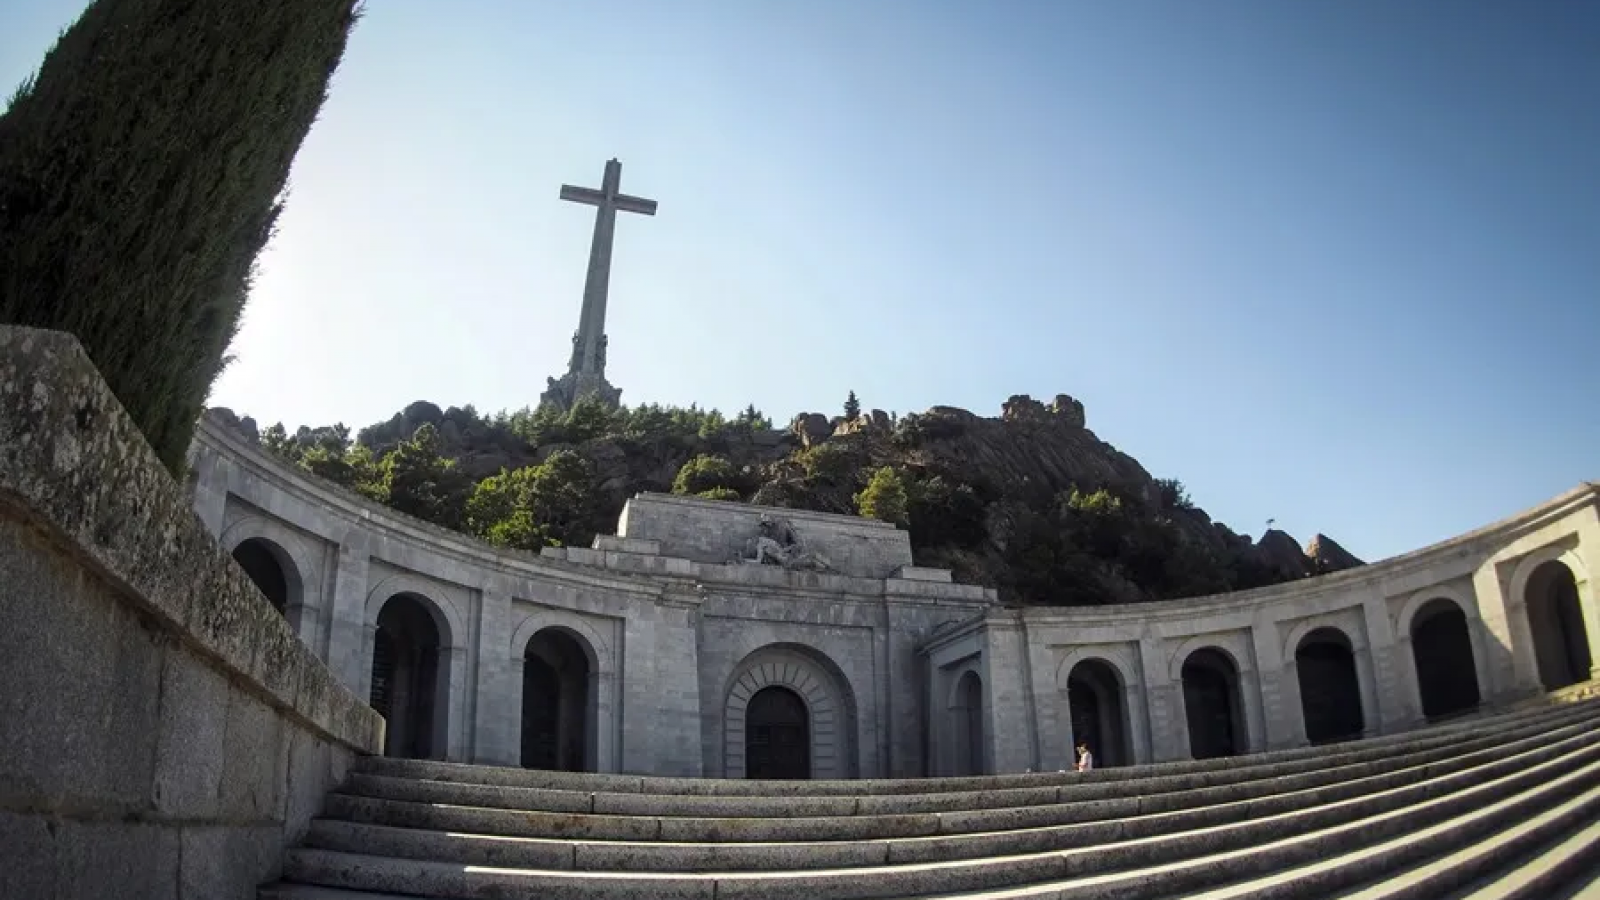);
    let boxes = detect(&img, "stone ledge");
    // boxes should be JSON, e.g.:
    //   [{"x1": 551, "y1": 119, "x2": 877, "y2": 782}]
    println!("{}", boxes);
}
[
  {"x1": 0, "y1": 326, "x2": 383, "y2": 755},
  {"x1": 894, "y1": 566, "x2": 953, "y2": 583},
  {"x1": 592, "y1": 535, "x2": 661, "y2": 555}
]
